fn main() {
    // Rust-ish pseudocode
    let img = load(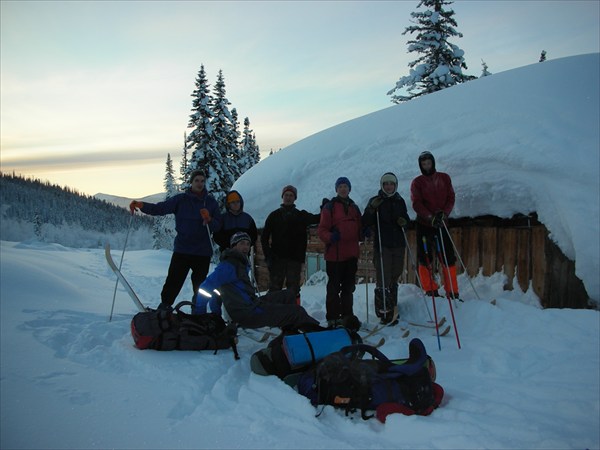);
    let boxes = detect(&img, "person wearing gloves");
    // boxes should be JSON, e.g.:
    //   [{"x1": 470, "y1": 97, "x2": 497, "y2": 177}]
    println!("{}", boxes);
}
[
  {"x1": 129, "y1": 169, "x2": 221, "y2": 310},
  {"x1": 195, "y1": 232, "x2": 323, "y2": 332},
  {"x1": 260, "y1": 185, "x2": 321, "y2": 304},
  {"x1": 318, "y1": 177, "x2": 362, "y2": 328},
  {"x1": 410, "y1": 151, "x2": 459, "y2": 300},
  {"x1": 362, "y1": 172, "x2": 411, "y2": 324}
]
